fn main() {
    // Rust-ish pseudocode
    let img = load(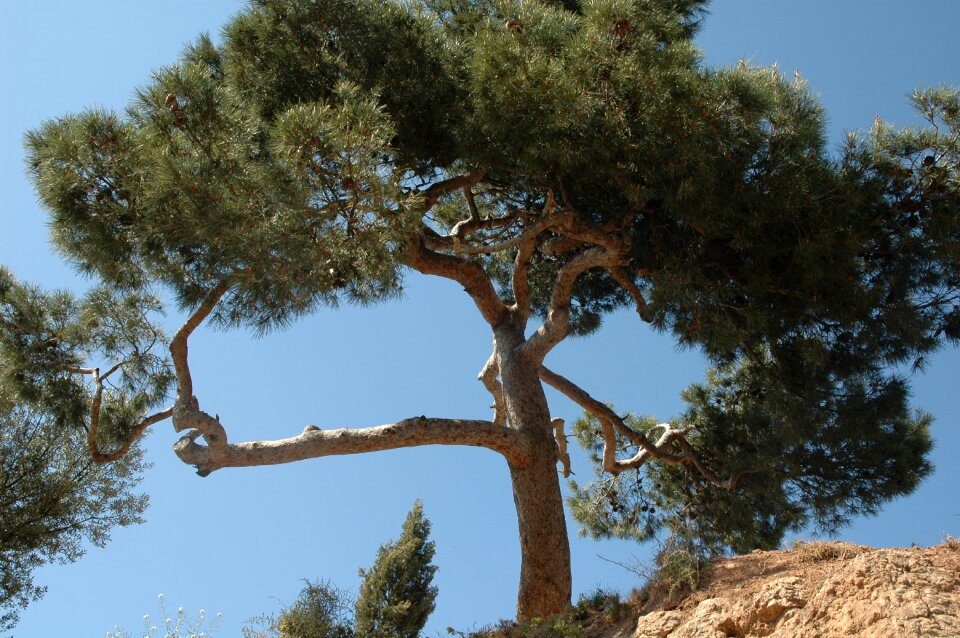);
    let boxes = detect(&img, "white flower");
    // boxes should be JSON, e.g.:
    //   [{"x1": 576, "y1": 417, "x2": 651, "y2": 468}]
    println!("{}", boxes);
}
[
  {"x1": 198, "y1": 609, "x2": 205, "y2": 619},
  {"x1": 178, "y1": 607, "x2": 185, "y2": 615},
  {"x1": 158, "y1": 593, "x2": 164, "y2": 600},
  {"x1": 144, "y1": 614, "x2": 150, "y2": 622}
]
